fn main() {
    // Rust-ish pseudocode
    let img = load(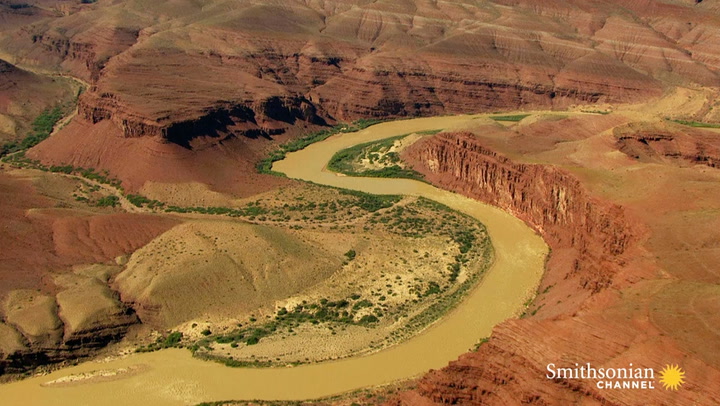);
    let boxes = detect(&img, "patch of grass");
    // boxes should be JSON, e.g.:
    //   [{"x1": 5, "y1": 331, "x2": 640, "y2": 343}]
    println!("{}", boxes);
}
[
  {"x1": 256, "y1": 119, "x2": 384, "y2": 175},
  {"x1": 489, "y1": 113, "x2": 530, "y2": 122},
  {"x1": 670, "y1": 119, "x2": 720, "y2": 128}
]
